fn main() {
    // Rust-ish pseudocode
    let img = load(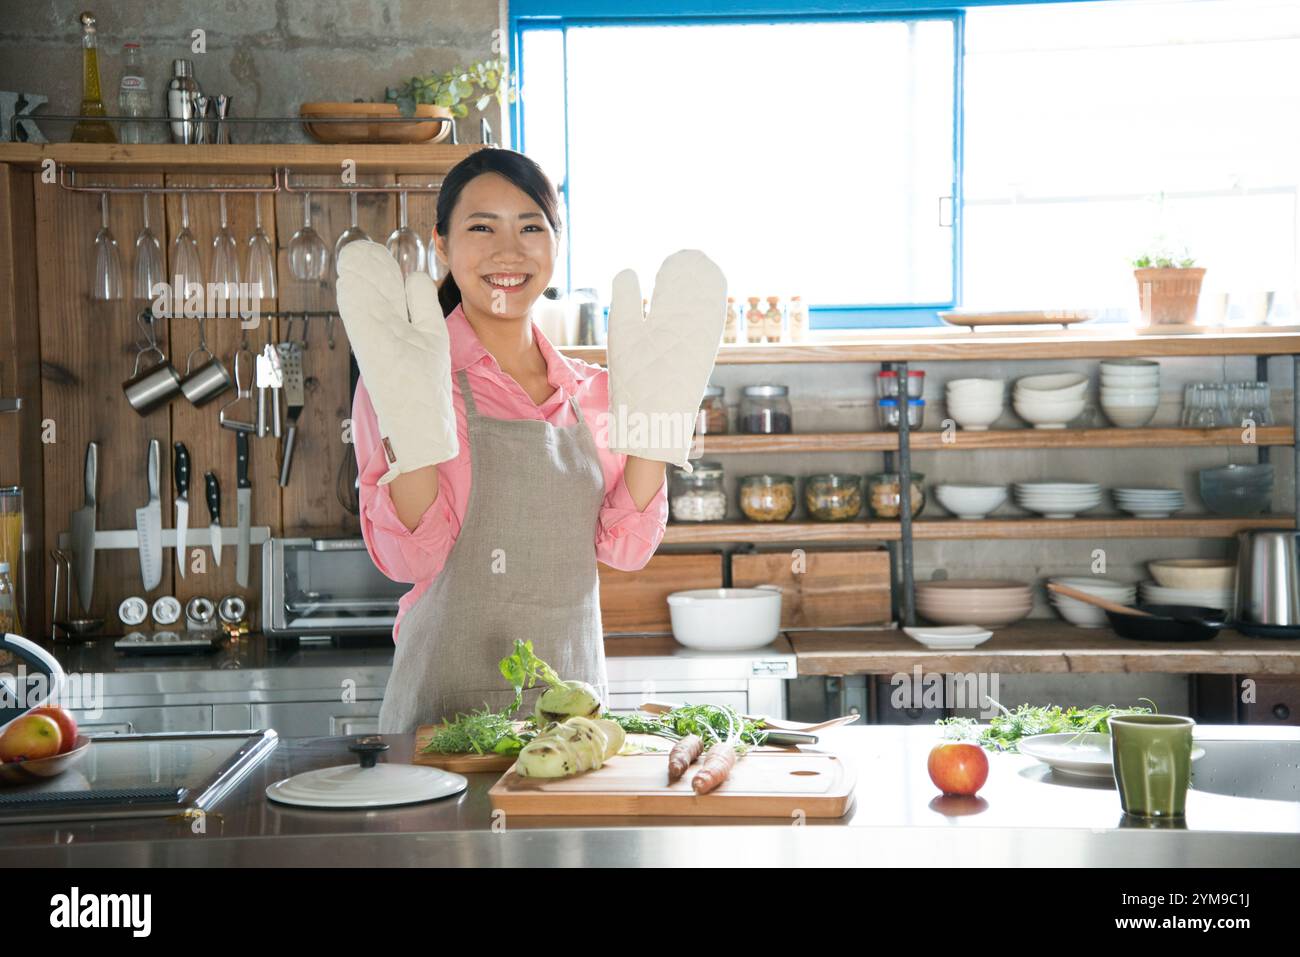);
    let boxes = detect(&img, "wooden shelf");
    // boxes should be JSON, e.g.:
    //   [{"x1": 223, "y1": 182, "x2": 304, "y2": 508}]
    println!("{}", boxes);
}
[
  {"x1": 788, "y1": 620, "x2": 1300, "y2": 676},
  {"x1": 565, "y1": 326, "x2": 1300, "y2": 363},
  {"x1": 695, "y1": 426, "x2": 1294, "y2": 454},
  {"x1": 661, "y1": 515, "x2": 1294, "y2": 545},
  {"x1": 0, "y1": 142, "x2": 482, "y2": 174}
]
